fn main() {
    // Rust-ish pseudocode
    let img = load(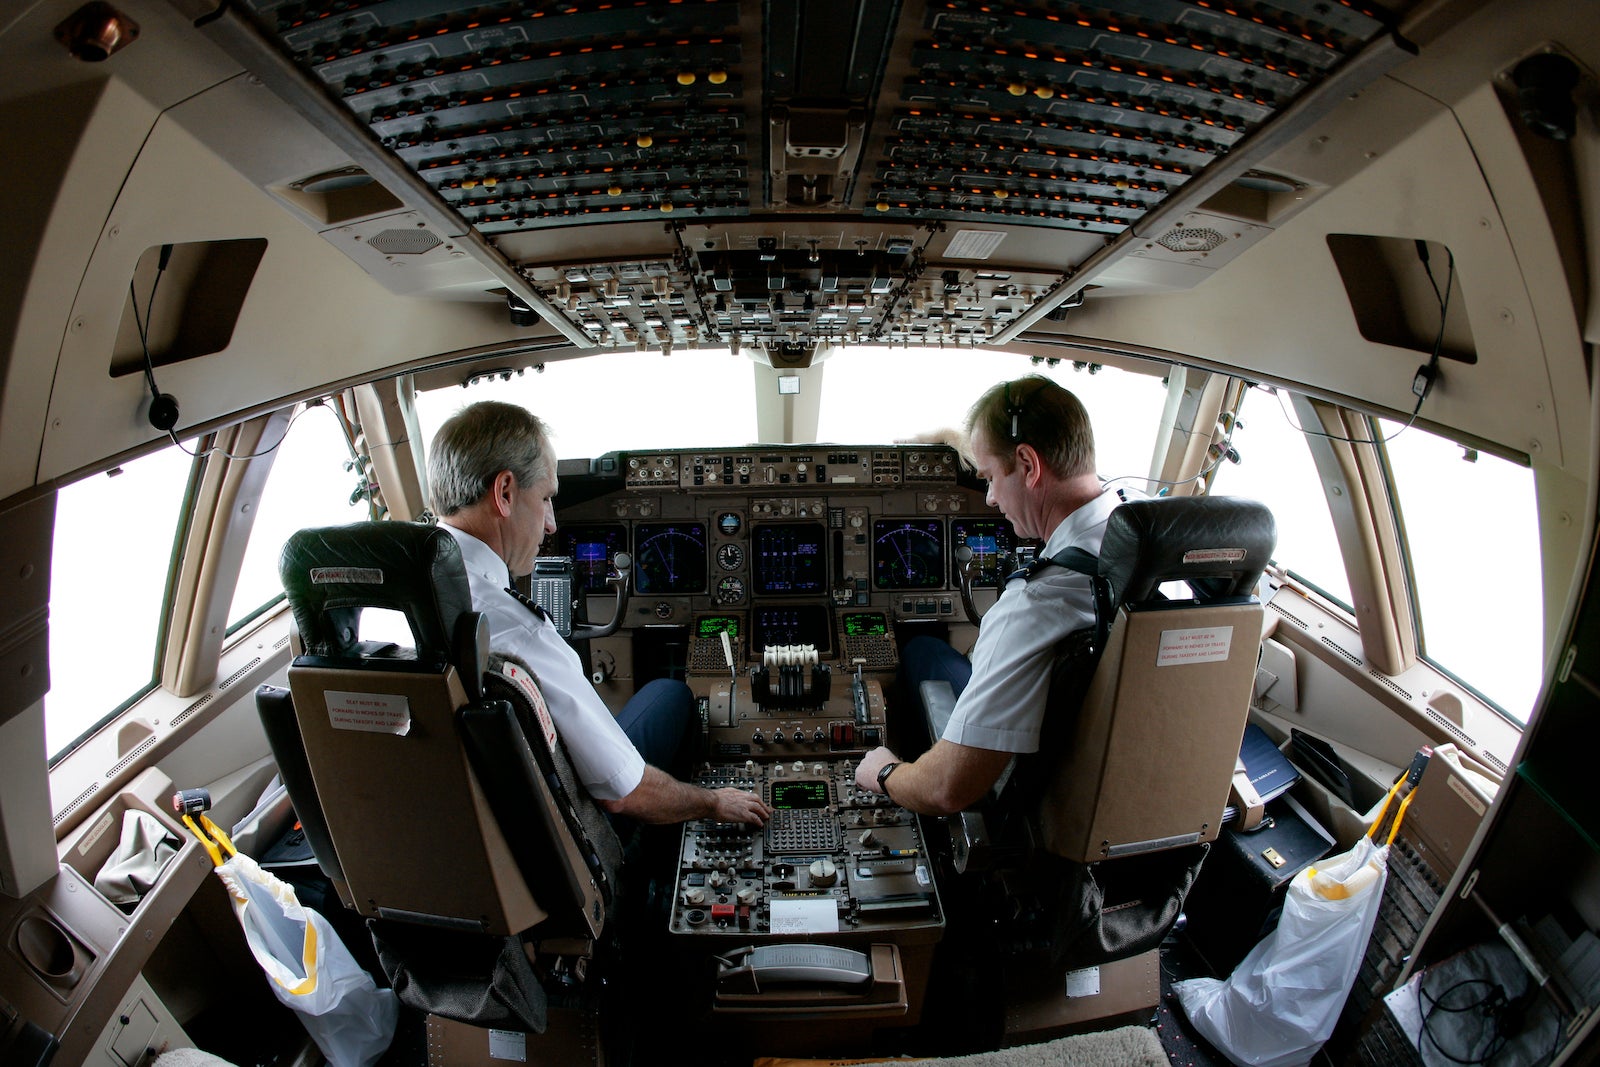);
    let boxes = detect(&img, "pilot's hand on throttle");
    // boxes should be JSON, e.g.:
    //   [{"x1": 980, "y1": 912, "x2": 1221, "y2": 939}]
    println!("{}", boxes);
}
[
  {"x1": 711, "y1": 787, "x2": 772, "y2": 826},
  {"x1": 855, "y1": 746, "x2": 901, "y2": 794}
]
